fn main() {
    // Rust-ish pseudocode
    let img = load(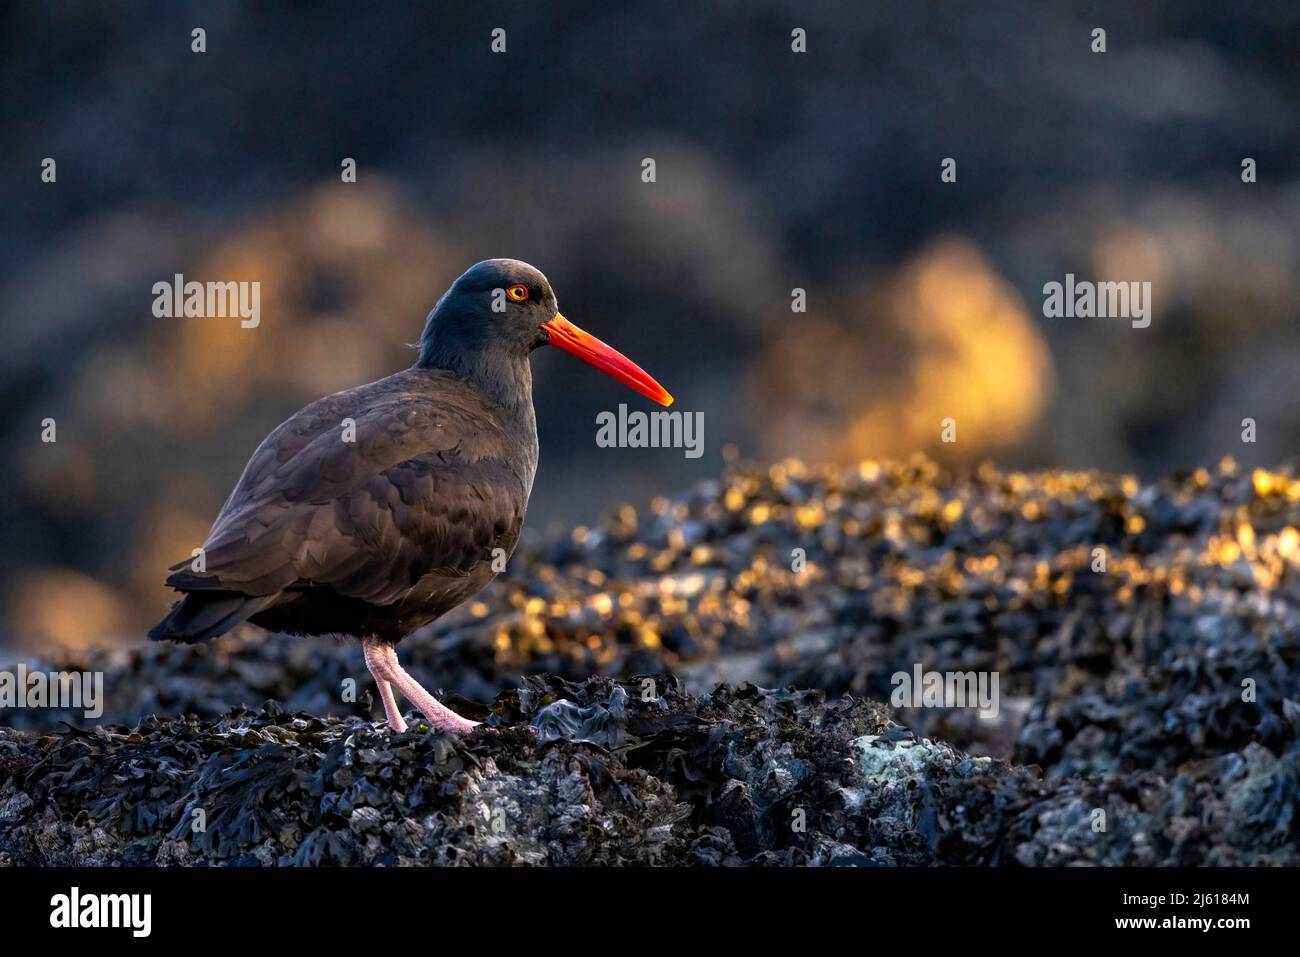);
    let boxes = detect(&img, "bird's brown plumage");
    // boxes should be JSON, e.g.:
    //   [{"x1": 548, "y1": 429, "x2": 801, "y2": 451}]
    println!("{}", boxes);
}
[
  {"x1": 152, "y1": 366, "x2": 537, "y2": 644},
  {"x1": 149, "y1": 258, "x2": 672, "y2": 733}
]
